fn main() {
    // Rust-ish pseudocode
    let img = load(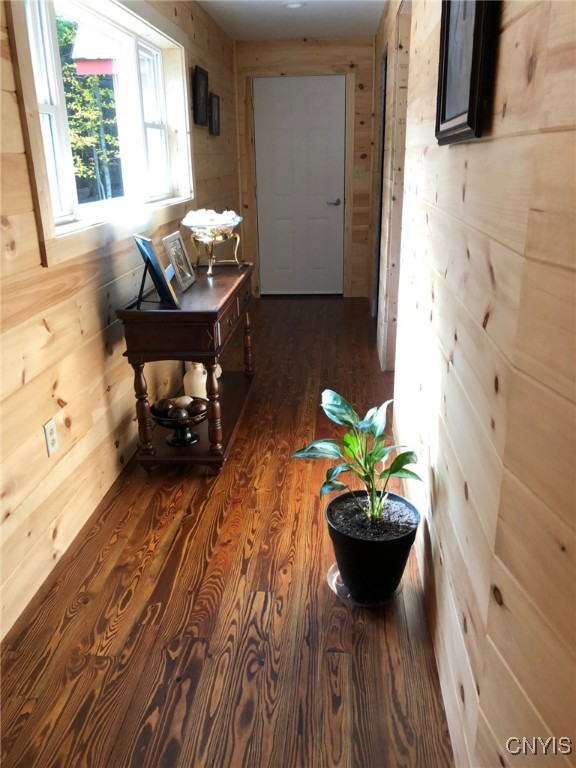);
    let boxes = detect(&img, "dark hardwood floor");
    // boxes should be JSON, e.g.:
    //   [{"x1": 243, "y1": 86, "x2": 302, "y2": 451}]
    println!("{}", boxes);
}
[{"x1": 1, "y1": 297, "x2": 453, "y2": 768}]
